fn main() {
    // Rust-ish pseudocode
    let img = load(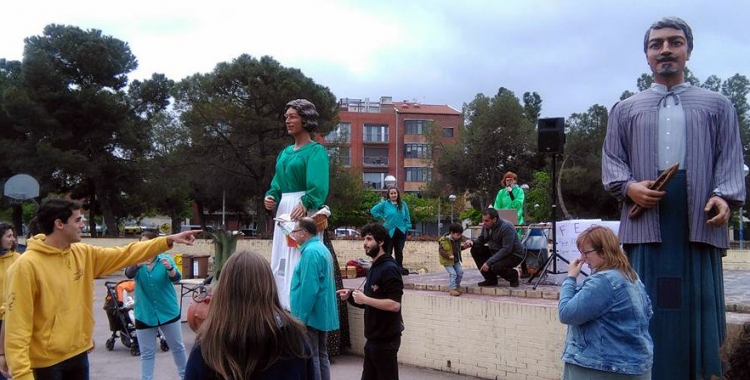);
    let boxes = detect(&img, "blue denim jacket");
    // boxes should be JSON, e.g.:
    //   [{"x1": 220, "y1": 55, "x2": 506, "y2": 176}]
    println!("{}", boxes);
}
[{"x1": 558, "y1": 269, "x2": 653, "y2": 375}]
